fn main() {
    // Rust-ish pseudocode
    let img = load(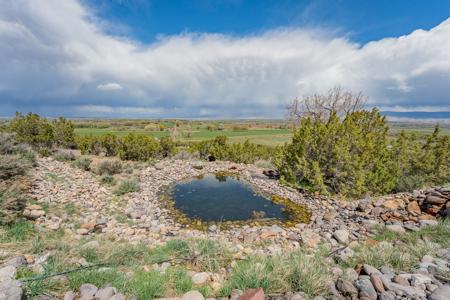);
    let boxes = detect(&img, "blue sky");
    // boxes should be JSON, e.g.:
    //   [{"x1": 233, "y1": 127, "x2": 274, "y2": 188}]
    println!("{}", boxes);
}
[
  {"x1": 1, "y1": 0, "x2": 450, "y2": 119},
  {"x1": 87, "y1": 0, "x2": 450, "y2": 44}
]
